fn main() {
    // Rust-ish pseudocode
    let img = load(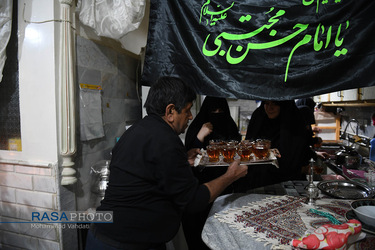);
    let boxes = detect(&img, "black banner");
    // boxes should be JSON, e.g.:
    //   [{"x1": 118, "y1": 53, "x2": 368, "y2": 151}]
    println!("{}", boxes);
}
[{"x1": 141, "y1": 0, "x2": 375, "y2": 100}]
